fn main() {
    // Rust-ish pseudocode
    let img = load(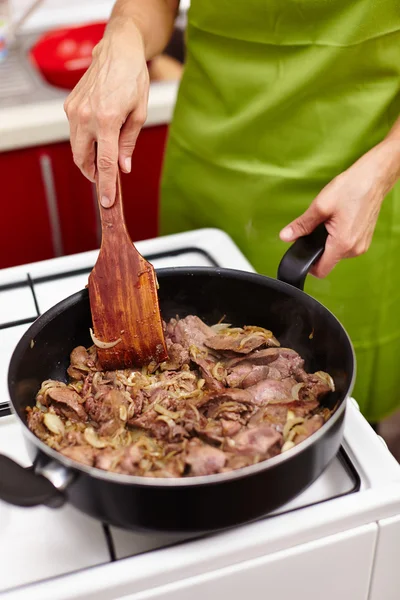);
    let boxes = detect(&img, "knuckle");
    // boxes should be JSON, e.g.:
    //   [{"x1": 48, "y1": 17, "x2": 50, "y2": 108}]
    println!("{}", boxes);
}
[
  {"x1": 354, "y1": 241, "x2": 369, "y2": 257},
  {"x1": 338, "y1": 238, "x2": 354, "y2": 255},
  {"x1": 120, "y1": 137, "x2": 136, "y2": 151},
  {"x1": 64, "y1": 99, "x2": 74, "y2": 117},
  {"x1": 77, "y1": 104, "x2": 91, "y2": 124},
  {"x1": 96, "y1": 108, "x2": 120, "y2": 126},
  {"x1": 133, "y1": 109, "x2": 147, "y2": 126},
  {"x1": 97, "y1": 155, "x2": 115, "y2": 172},
  {"x1": 313, "y1": 200, "x2": 329, "y2": 219}
]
